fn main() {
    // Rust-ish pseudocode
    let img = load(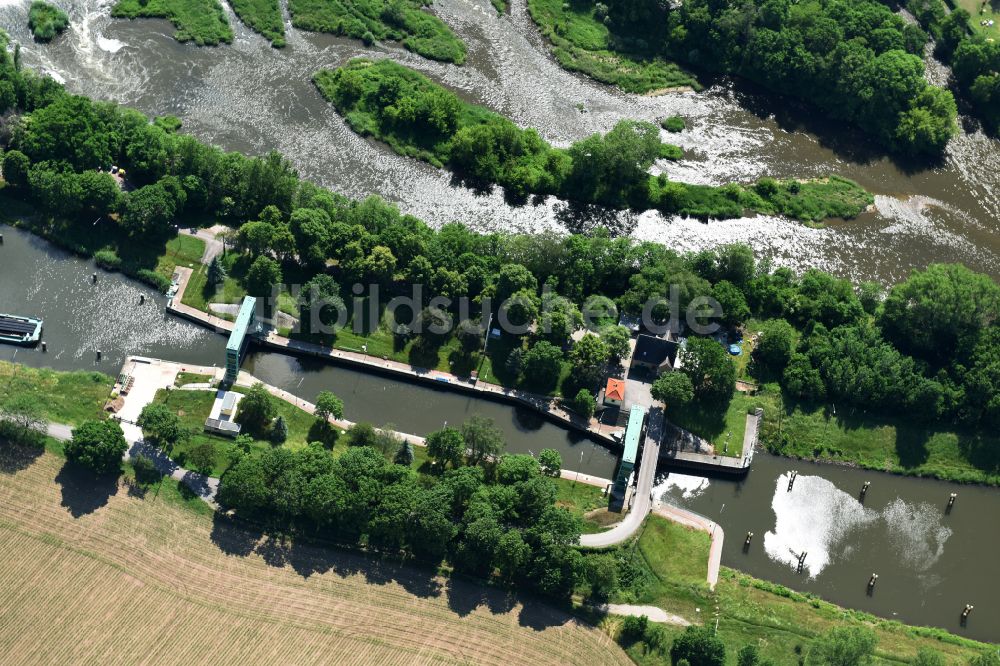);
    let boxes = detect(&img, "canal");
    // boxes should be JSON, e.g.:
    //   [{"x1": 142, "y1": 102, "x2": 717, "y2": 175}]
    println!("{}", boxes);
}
[{"x1": 2, "y1": 225, "x2": 997, "y2": 641}]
